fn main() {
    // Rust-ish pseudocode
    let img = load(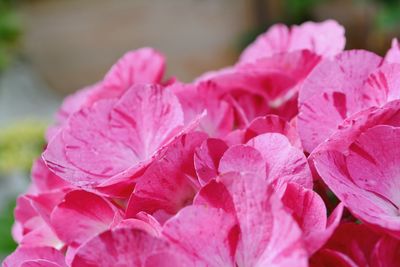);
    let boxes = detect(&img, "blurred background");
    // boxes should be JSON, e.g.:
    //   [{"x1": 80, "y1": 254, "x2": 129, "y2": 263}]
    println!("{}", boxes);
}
[{"x1": 0, "y1": 0, "x2": 399, "y2": 258}]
